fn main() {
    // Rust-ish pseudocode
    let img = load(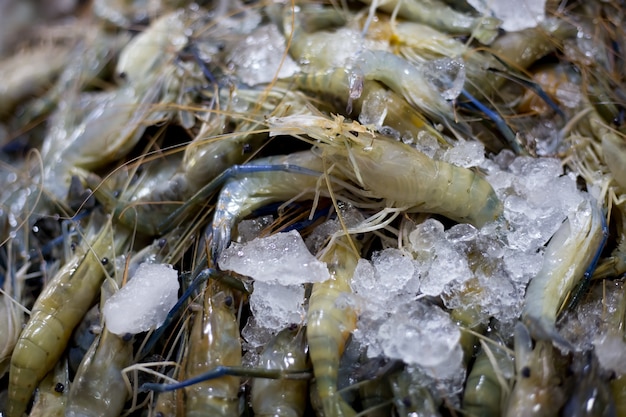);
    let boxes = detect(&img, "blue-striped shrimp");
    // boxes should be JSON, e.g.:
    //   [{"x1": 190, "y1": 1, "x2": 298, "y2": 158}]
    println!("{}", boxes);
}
[
  {"x1": 359, "y1": 0, "x2": 501, "y2": 45},
  {"x1": 7, "y1": 216, "x2": 131, "y2": 417},
  {"x1": 28, "y1": 357, "x2": 70, "y2": 417},
  {"x1": 267, "y1": 114, "x2": 503, "y2": 228},
  {"x1": 65, "y1": 278, "x2": 134, "y2": 417},
  {"x1": 307, "y1": 234, "x2": 362, "y2": 417},
  {"x1": 505, "y1": 323, "x2": 569, "y2": 417},
  {"x1": 251, "y1": 325, "x2": 309, "y2": 417},
  {"x1": 522, "y1": 197, "x2": 607, "y2": 349},
  {"x1": 206, "y1": 150, "x2": 336, "y2": 264}
]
